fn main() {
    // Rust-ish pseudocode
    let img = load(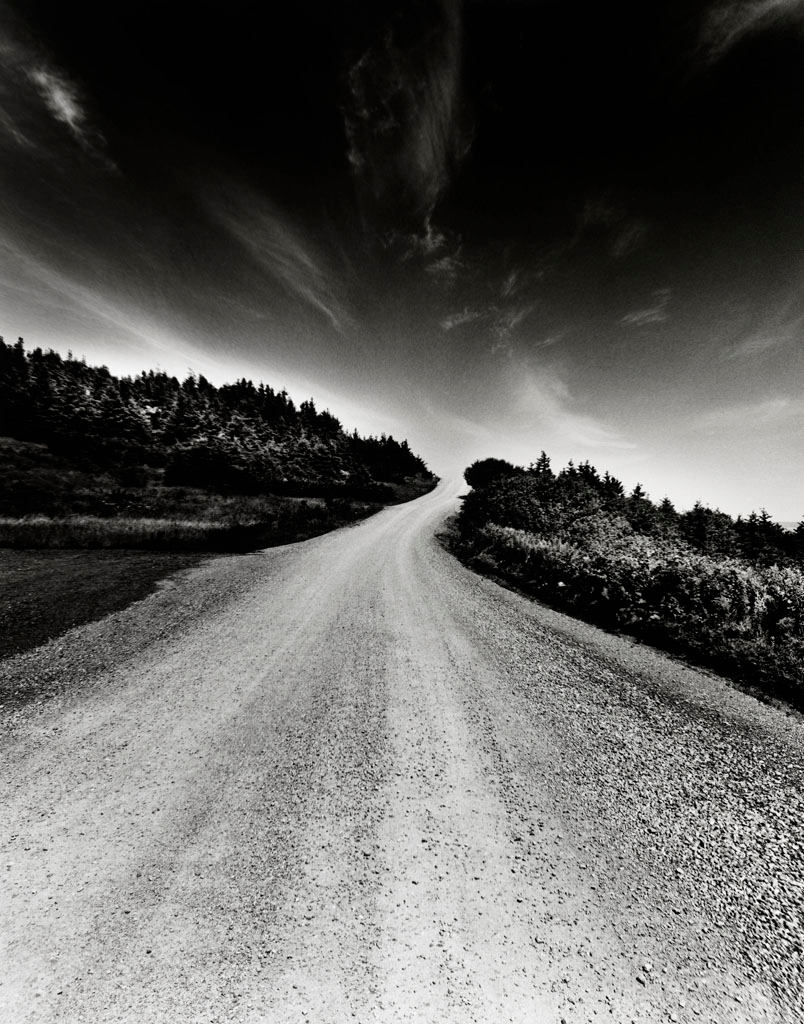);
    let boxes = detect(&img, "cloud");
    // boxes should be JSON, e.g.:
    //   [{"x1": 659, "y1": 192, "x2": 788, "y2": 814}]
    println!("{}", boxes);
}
[
  {"x1": 441, "y1": 308, "x2": 482, "y2": 332},
  {"x1": 611, "y1": 220, "x2": 649, "y2": 259},
  {"x1": 0, "y1": 29, "x2": 112, "y2": 164},
  {"x1": 439, "y1": 294, "x2": 533, "y2": 349},
  {"x1": 390, "y1": 218, "x2": 465, "y2": 285},
  {"x1": 620, "y1": 288, "x2": 671, "y2": 327},
  {"x1": 344, "y1": 0, "x2": 470, "y2": 232},
  {"x1": 501, "y1": 270, "x2": 519, "y2": 298},
  {"x1": 695, "y1": 395, "x2": 804, "y2": 431},
  {"x1": 0, "y1": 102, "x2": 33, "y2": 148},
  {"x1": 579, "y1": 196, "x2": 622, "y2": 231},
  {"x1": 0, "y1": 39, "x2": 43, "y2": 150},
  {"x1": 507, "y1": 358, "x2": 637, "y2": 451},
  {"x1": 699, "y1": 0, "x2": 804, "y2": 62},
  {"x1": 491, "y1": 304, "x2": 535, "y2": 354},
  {"x1": 425, "y1": 252, "x2": 463, "y2": 284},
  {"x1": 30, "y1": 69, "x2": 85, "y2": 133},
  {"x1": 29, "y1": 66, "x2": 114, "y2": 166},
  {"x1": 575, "y1": 195, "x2": 649, "y2": 261},
  {"x1": 724, "y1": 329, "x2": 794, "y2": 359},
  {"x1": 534, "y1": 333, "x2": 564, "y2": 350},
  {"x1": 3, "y1": 239, "x2": 201, "y2": 364},
  {"x1": 722, "y1": 310, "x2": 801, "y2": 358},
  {"x1": 207, "y1": 185, "x2": 351, "y2": 334}
]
